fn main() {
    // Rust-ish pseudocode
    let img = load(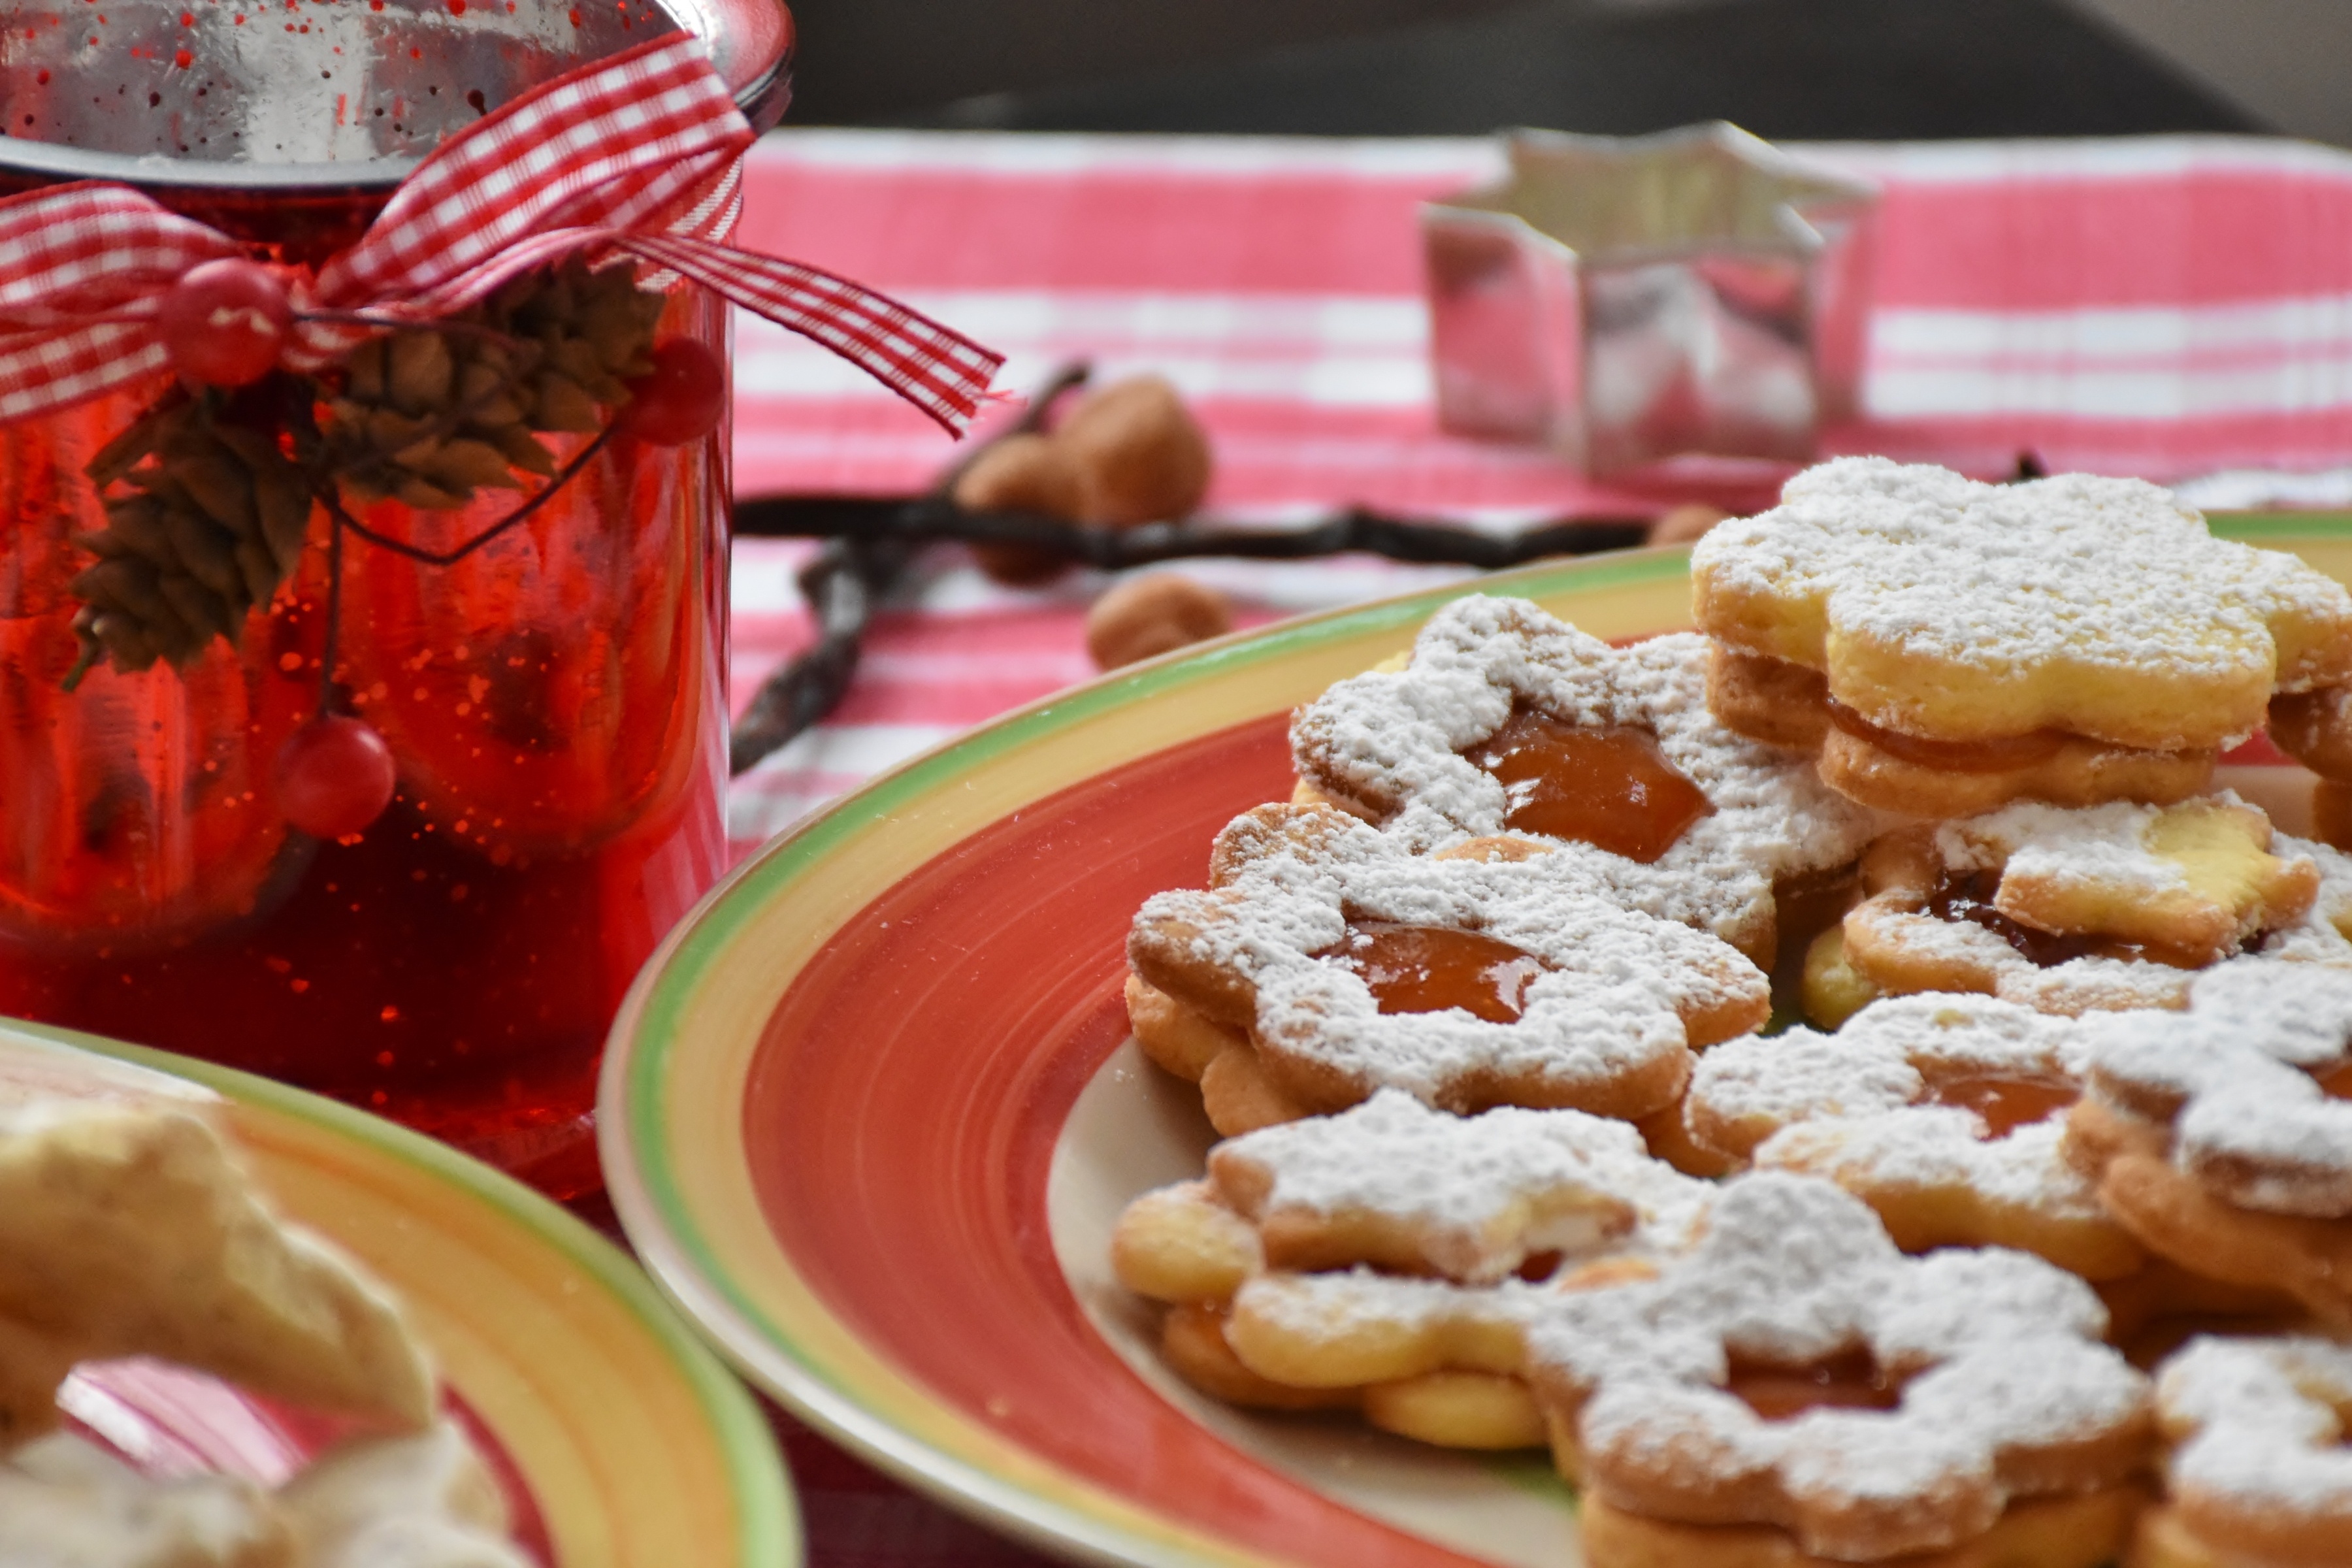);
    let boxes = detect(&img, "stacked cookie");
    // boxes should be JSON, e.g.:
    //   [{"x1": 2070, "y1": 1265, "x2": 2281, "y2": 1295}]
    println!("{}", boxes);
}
[
  {"x1": 1111, "y1": 457, "x2": 2352, "y2": 1568},
  {"x1": 1695, "y1": 459, "x2": 2352, "y2": 1029}
]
